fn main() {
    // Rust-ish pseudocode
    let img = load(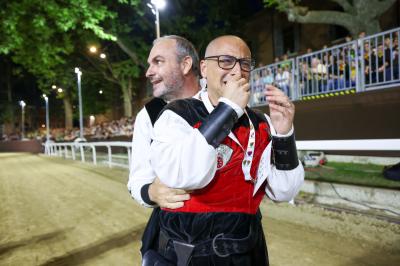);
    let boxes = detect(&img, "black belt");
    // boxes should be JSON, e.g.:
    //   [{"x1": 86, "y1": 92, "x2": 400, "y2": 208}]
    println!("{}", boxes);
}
[{"x1": 158, "y1": 225, "x2": 256, "y2": 266}]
